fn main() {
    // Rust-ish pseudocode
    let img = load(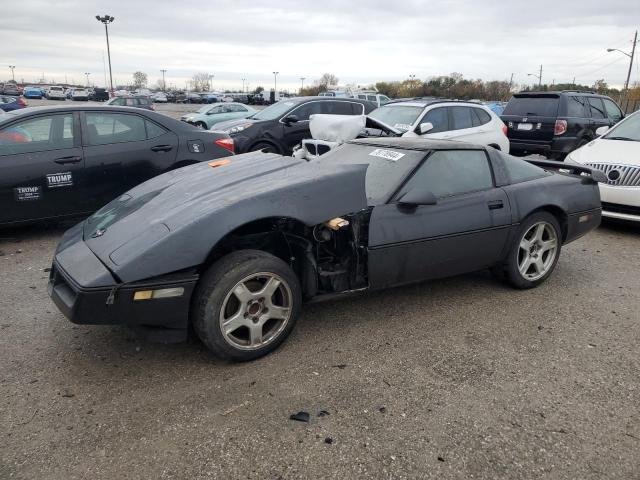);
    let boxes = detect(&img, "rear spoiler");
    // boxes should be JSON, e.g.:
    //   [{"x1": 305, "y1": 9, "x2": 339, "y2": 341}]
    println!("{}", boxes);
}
[{"x1": 525, "y1": 158, "x2": 607, "y2": 183}]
